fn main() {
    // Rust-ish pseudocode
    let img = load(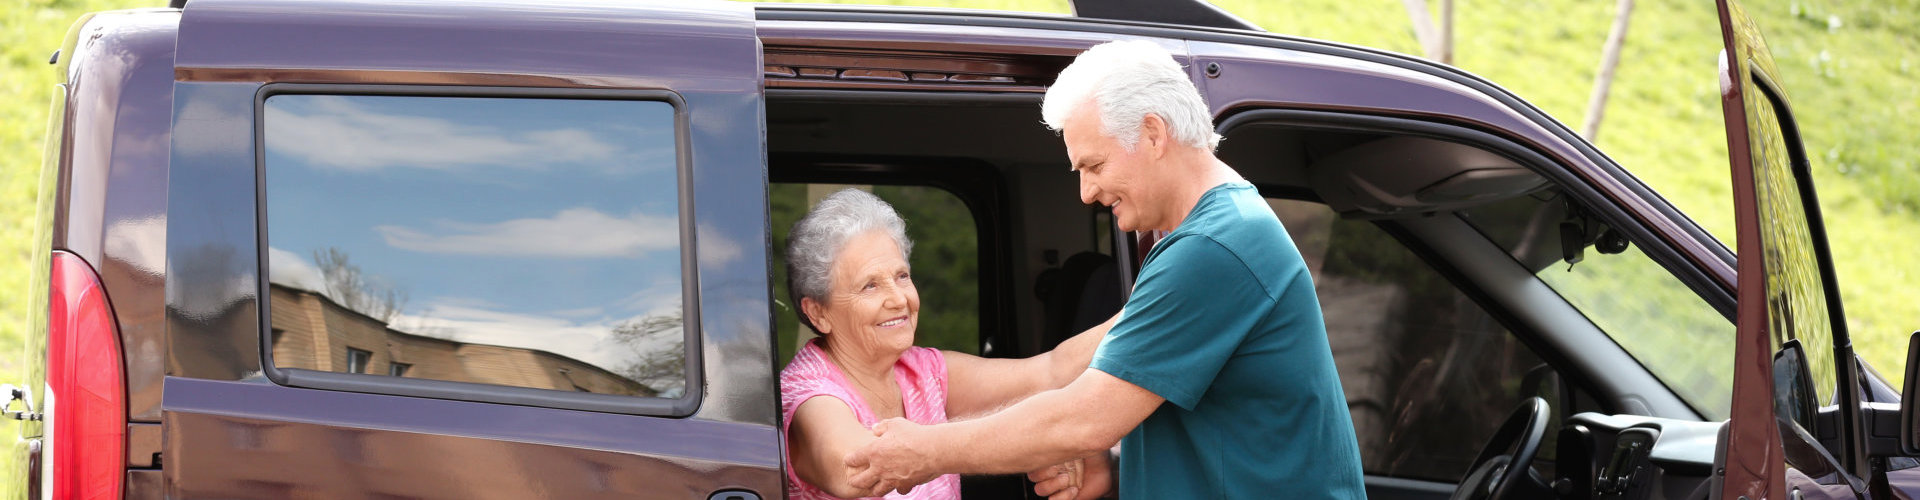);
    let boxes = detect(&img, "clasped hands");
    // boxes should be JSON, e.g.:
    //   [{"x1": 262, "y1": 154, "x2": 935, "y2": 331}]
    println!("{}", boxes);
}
[{"x1": 843, "y1": 418, "x2": 1109, "y2": 500}]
